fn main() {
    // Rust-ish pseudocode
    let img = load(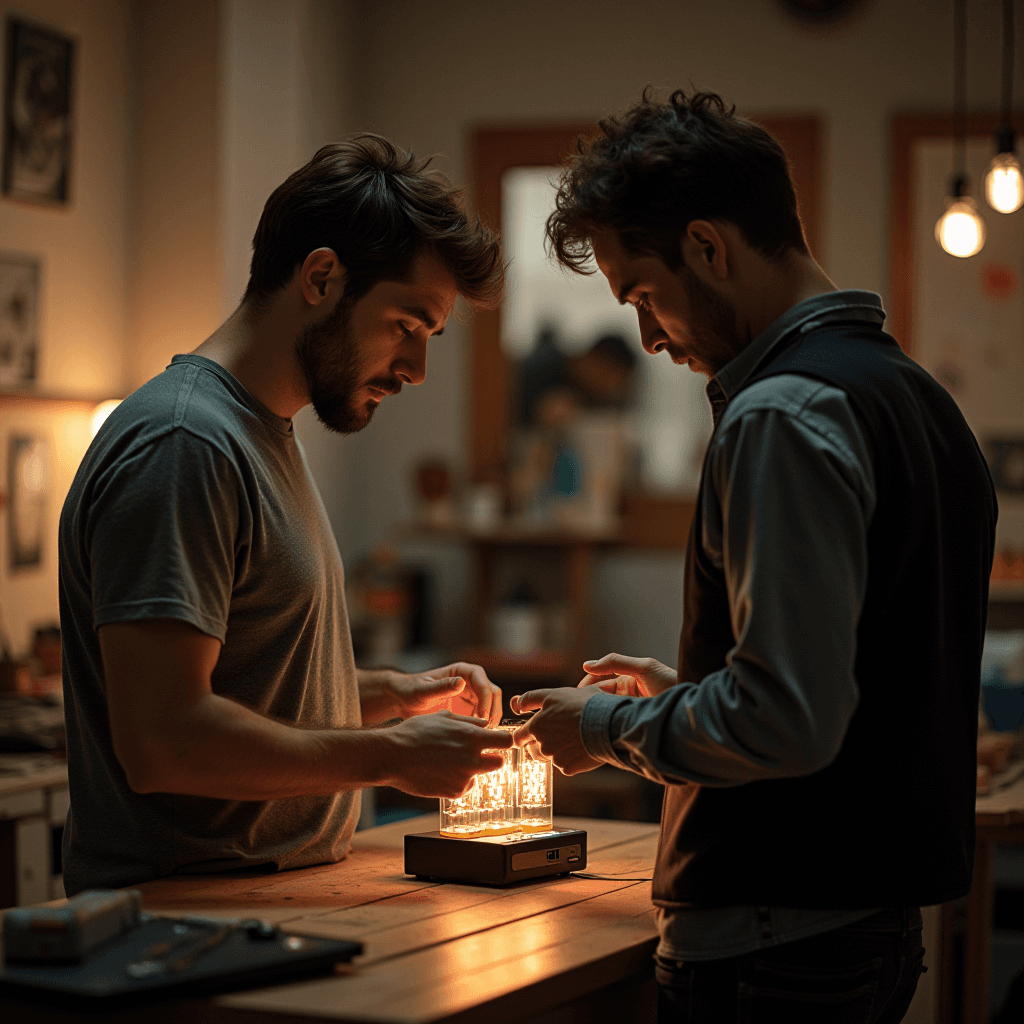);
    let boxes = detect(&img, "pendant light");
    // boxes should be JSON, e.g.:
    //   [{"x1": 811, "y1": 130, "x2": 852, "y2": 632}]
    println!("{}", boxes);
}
[
  {"x1": 985, "y1": 0, "x2": 1023, "y2": 213},
  {"x1": 936, "y1": 0, "x2": 987, "y2": 257}
]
